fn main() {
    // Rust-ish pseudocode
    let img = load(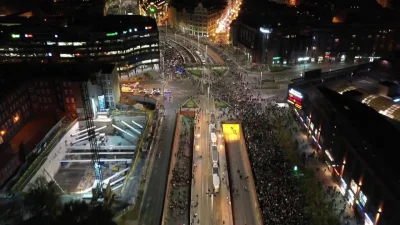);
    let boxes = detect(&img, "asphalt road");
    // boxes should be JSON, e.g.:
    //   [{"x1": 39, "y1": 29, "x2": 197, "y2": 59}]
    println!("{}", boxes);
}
[
  {"x1": 136, "y1": 79, "x2": 197, "y2": 225},
  {"x1": 224, "y1": 128, "x2": 261, "y2": 225},
  {"x1": 136, "y1": 107, "x2": 176, "y2": 225}
]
